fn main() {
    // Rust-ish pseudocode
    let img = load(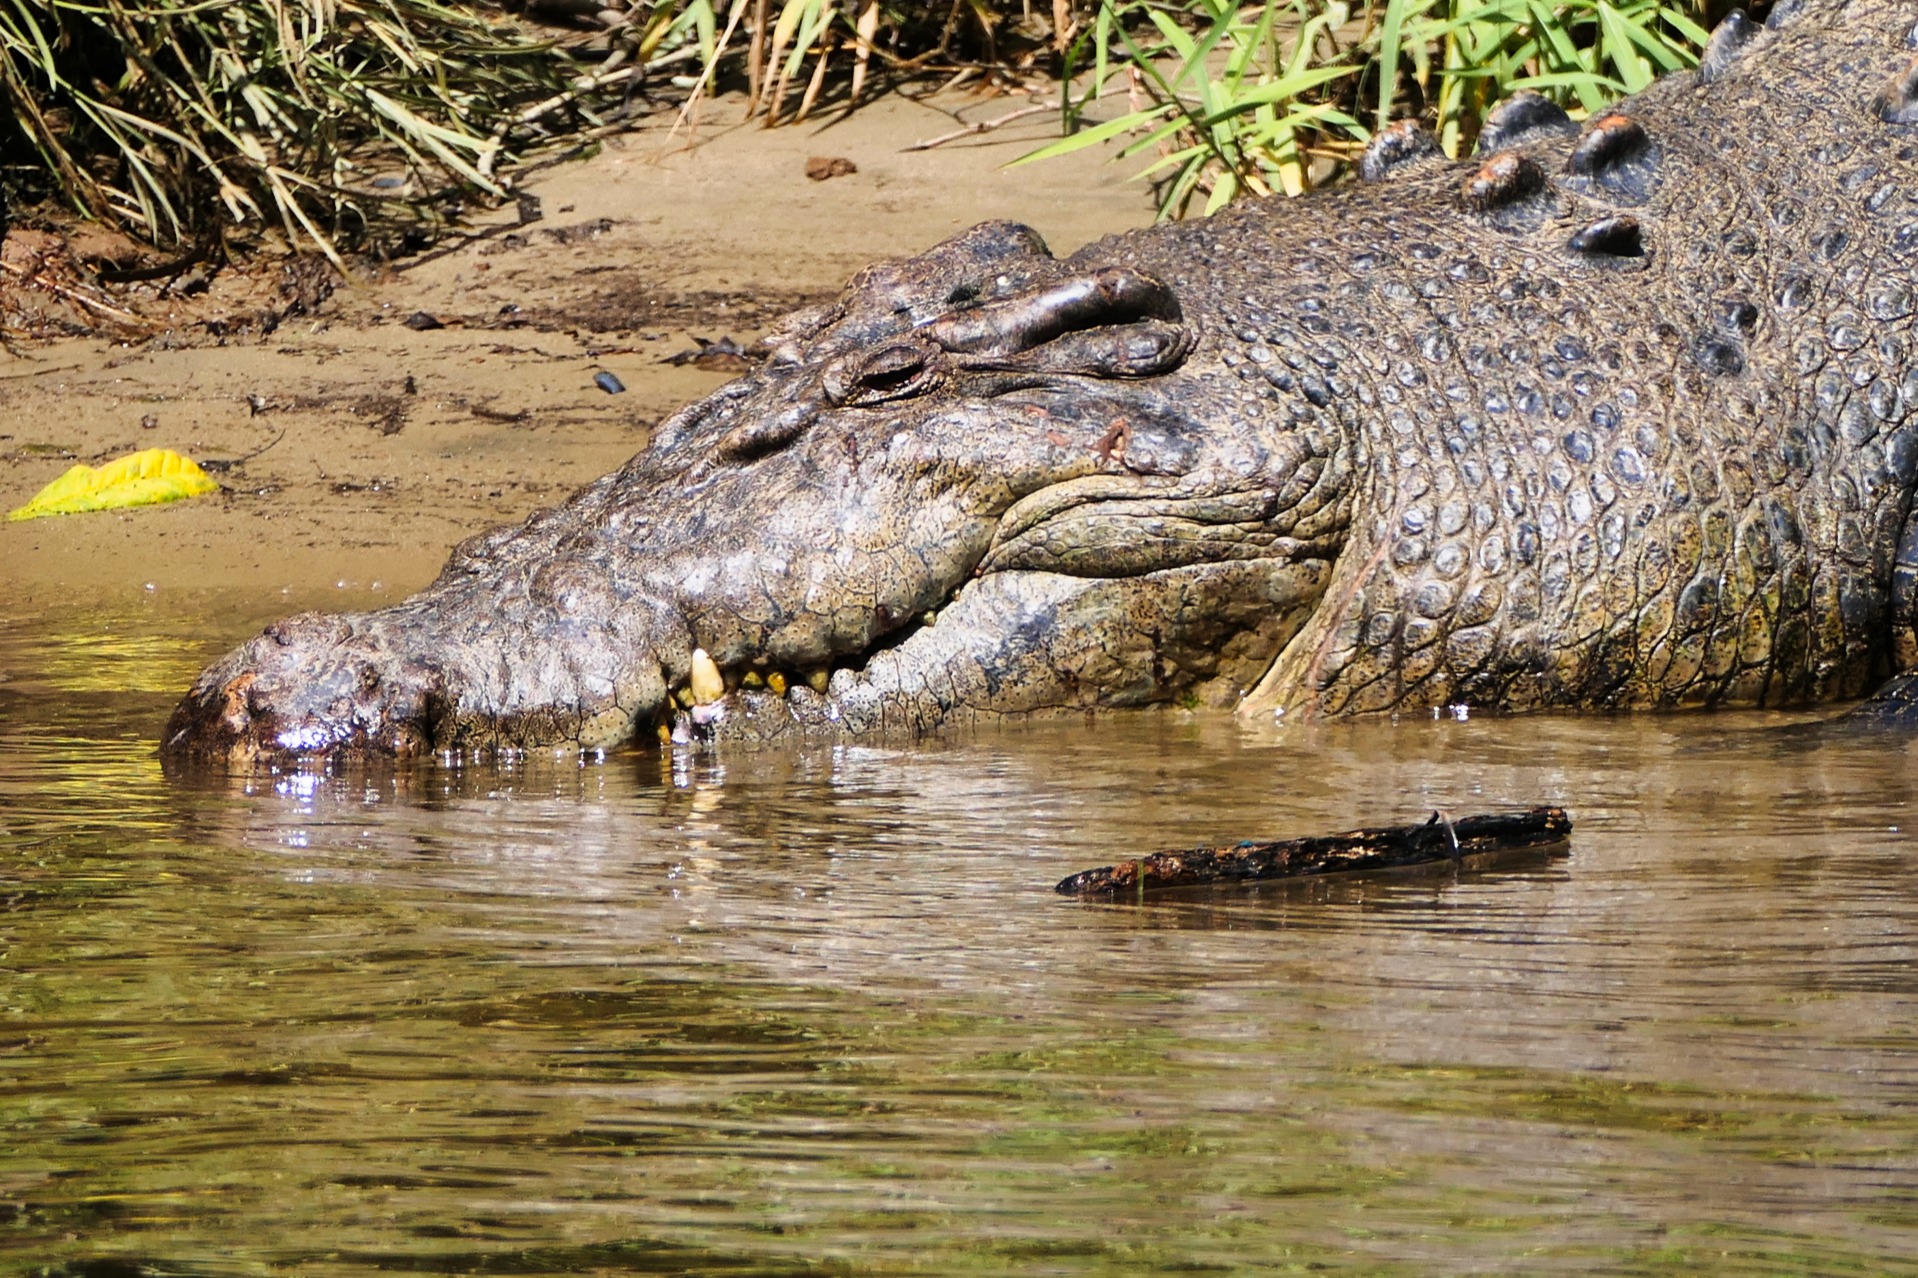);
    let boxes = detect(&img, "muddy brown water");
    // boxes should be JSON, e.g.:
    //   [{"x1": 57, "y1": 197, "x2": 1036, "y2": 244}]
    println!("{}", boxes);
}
[
  {"x1": 7, "y1": 98, "x2": 1918, "y2": 1276},
  {"x1": 6, "y1": 587, "x2": 1918, "y2": 1275}
]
